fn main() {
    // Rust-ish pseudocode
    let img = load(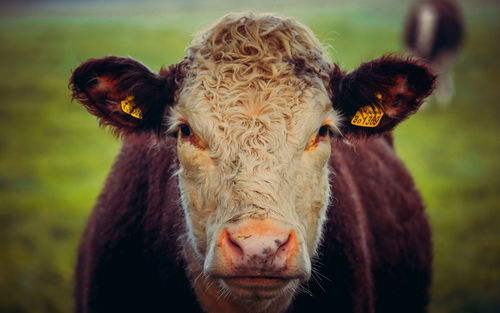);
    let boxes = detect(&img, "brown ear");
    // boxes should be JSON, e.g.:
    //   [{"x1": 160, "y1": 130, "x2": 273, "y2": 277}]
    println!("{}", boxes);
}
[
  {"x1": 69, "y1": 56, "x2": 179, "y2": 136},
  {"x1": 330, "y1": 55, "x2": 436, "y2": 137}
]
